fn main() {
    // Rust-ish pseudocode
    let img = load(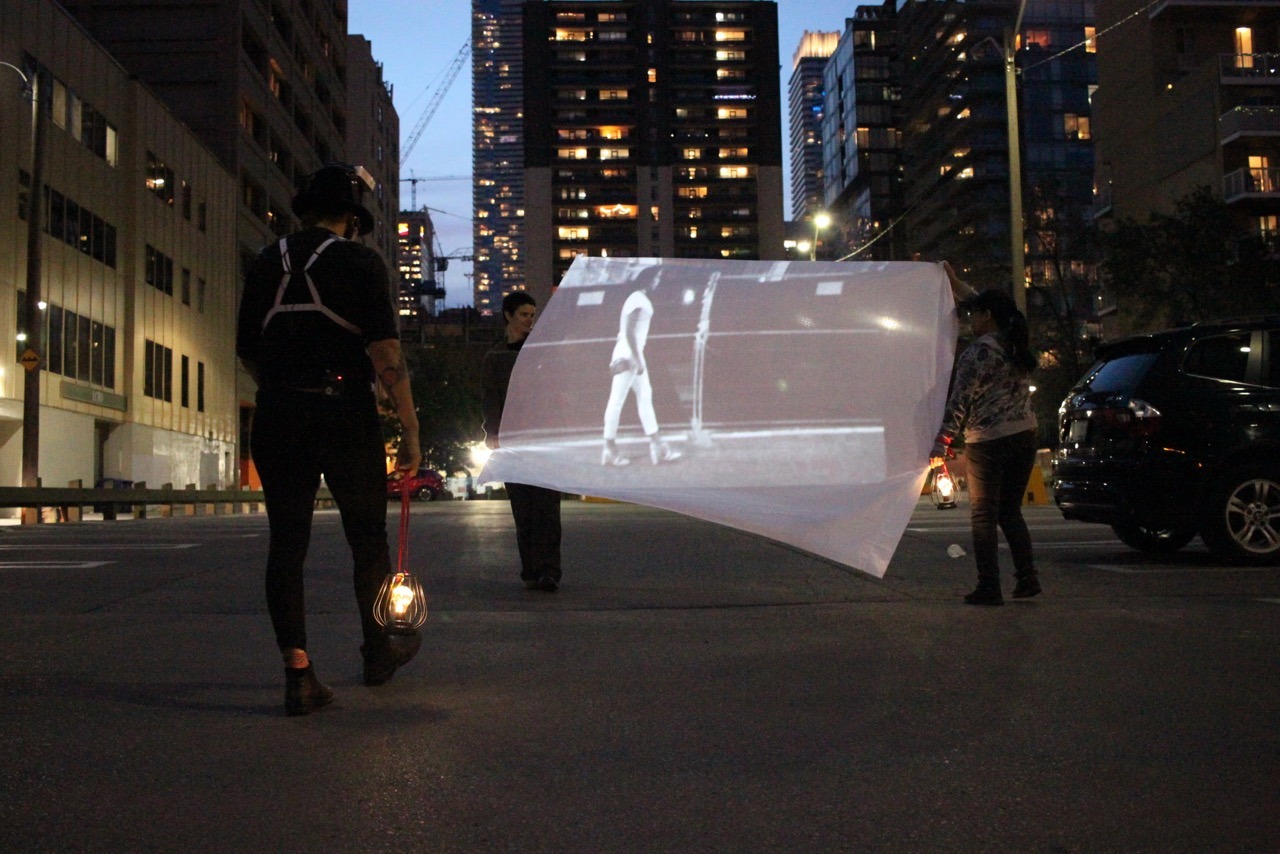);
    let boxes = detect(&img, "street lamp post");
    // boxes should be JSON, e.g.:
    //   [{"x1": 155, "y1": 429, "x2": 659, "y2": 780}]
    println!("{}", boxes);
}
[
  {"x1": 812, "y1": 212, "x2": 832, "y2": 261},
  {"x1": 4, "y1": 60, "x2": 47, "y2": 524},
  {"x1": 1005, "y1": 0, "x2": 1029, "y2": 313}
]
